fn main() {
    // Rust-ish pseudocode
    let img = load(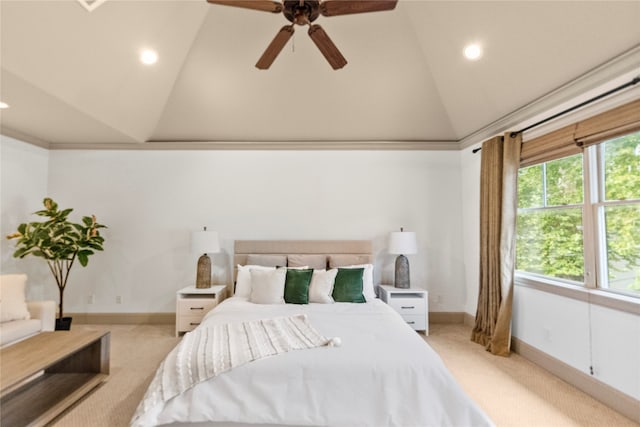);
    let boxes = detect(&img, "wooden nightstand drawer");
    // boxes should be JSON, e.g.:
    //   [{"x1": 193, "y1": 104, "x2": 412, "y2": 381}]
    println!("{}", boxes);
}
[
  {"x1": 176, "y1": 285, "x2": 227, "y2": 336},
  {"x1": 177, "y1": 298, "x2": 217, "y2": 316},
  {"x1": 389, "y1": 296, "x2": 425, "y2": 315},
  {"x1": 177, "y1": 315, "x2": 205, "y2": 333},
  {"x1": 402, "y1": 314, "x2": 426, "y2": 331},
  {"x1": 377, "y1": 285, "x2": 429, "y2": 334}
]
